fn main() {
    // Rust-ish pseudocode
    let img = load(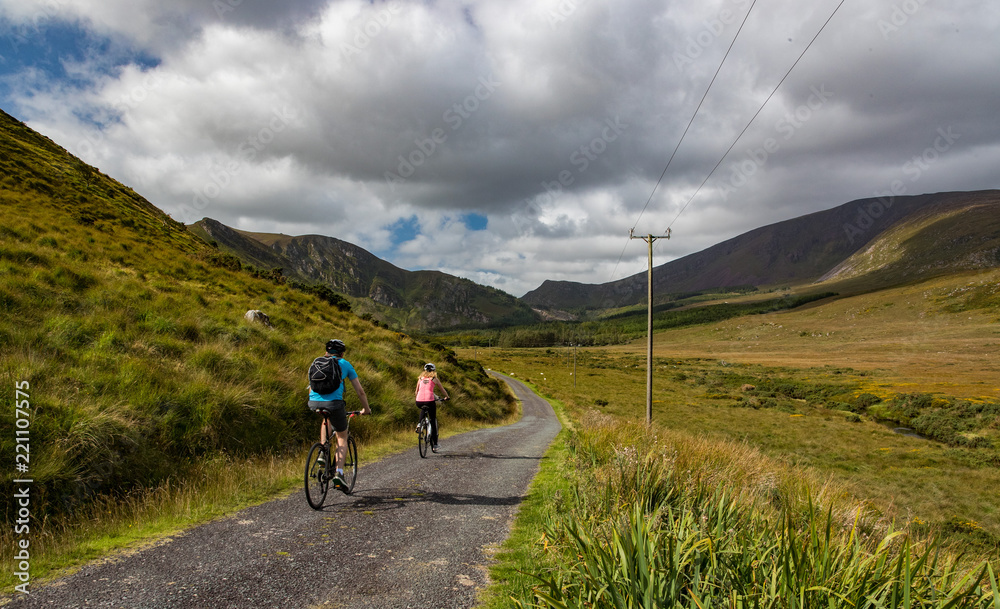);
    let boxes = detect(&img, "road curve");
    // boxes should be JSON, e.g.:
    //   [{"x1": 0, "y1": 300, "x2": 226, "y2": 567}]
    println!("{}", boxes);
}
[{"x1": 6, "y1": 373, "x2": 559, "y2": 609}]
